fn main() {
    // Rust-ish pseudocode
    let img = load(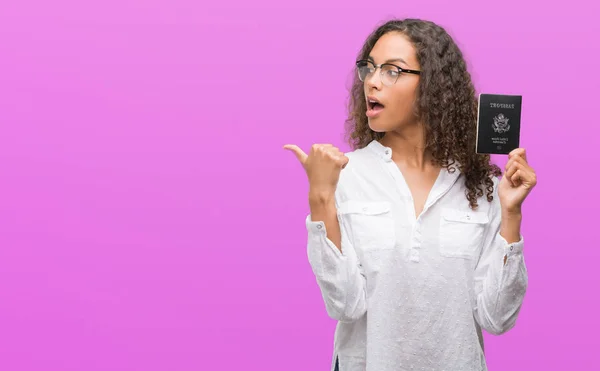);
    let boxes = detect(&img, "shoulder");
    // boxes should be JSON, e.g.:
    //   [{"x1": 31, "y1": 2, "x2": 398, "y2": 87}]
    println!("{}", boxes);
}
[
  {"x1": 339, "y1": 142, "x2": 385, "y2": 181},
  {"x1": 478, "y1": 174, "x2": 502, "y2": 217},
  {"x1": 488, "y1": 173, "x2": 501, "y2": 197},
  {"x1": 342, "y1": 140, "x2": 387, "y2": 169},
  {"x1": 450, "y1": 170, "x2": 501, "y2": 215},
  {"x1": 334, "y1": 141, "x2": 387, "y2": 200},
  {"x1": 343, "y1": 142, "x2": 377, "y2": 161},
  {"x1": 456, "y1": 165, "x2": 501, "y2": 194}
]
